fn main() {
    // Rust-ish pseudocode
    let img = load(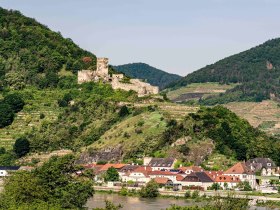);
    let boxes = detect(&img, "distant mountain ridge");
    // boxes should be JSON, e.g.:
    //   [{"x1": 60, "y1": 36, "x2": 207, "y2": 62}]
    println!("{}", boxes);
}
[
  {"x1": 113, "y1": 63, "x2": 182, "y2": 89},
  {"x1": 168, "y1": 38, "x2": 280, "y2": 104}
]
